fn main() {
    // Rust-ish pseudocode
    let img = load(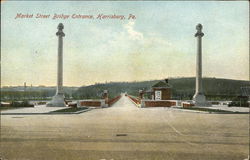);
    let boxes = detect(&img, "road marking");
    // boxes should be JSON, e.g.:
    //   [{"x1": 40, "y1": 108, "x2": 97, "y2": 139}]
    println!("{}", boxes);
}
[
  {"x1": 166, "y1": 111, "x2": 198, "y2": 146},
  {"x1": 116, "y1": 134, "x2": 127, "y2": 136}
]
